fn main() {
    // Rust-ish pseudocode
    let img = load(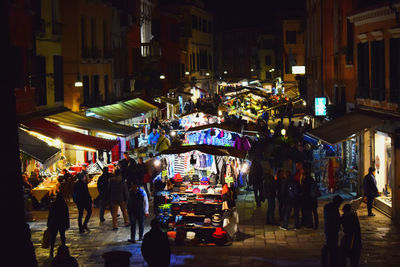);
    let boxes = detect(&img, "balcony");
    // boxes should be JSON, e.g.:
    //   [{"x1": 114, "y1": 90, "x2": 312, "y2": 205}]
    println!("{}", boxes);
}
[{"x1": 141, "y1": 42, "x2": 161, "y2": 59}]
